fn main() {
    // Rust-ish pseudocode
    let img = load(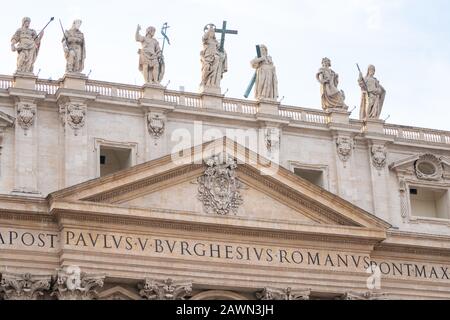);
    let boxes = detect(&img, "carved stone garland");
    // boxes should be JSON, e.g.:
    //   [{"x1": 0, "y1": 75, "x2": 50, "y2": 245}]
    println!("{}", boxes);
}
[
  {"x1": 198, "y1": 154, "x2": 243, "y2": 215},
  {"x1": 0, "y1": 272, "x2": 51, "y2": 300},
  {"x1": 51, "y1": 266, "x2": 105, "y2": 300},
  {"x1": 139, "y1": 278, "x2": 192, "y2": 300},
  {"x1": 256, "y1": 287, "x2": 311, "y2": 300}
]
